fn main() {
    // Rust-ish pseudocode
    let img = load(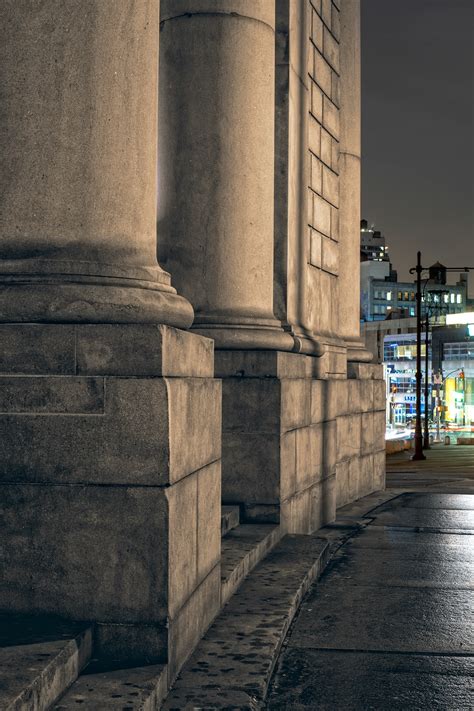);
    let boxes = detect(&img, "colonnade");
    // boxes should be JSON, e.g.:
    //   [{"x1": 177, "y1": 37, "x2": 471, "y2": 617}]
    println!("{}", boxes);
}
[{"x1": 0, "y1": 0, "x2": 364, "y2": 353}]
